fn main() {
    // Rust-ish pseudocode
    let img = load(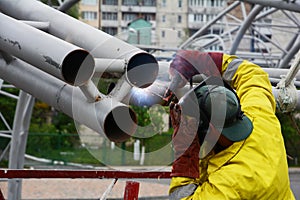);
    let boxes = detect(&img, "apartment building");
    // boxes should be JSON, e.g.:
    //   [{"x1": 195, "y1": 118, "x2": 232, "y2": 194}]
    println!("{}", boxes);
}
[
  {"x1": 77, "y1": 0, "x2": 276, "y2": 53},
  {"x1": 78, "y1": 0, "x2": 189, "y2": 48},
  {"x1": 79, "y1": 0, "x2": 100, "y2": 28}
]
